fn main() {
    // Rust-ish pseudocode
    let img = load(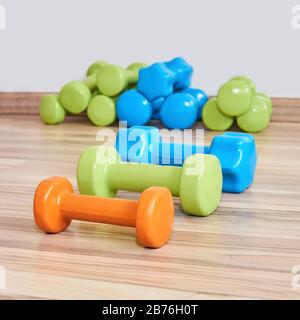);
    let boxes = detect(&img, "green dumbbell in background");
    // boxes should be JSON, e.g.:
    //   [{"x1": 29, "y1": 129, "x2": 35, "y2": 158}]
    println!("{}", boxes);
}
[
  {"x1": 96, "y1": 62, "x2": 147, "y2": 97},
  {"x1": 86, "y1": 60, "x2": 108, "y2": 76},
  {"x1": 237, "y1": 92, "x2": 272, "y2": 132},
  {"x1": 59, "y1": 72, "x2": 99, "y2": 115},
  {"x1": 40, "y1": 95, "x2": 66, "y2": 125},
  {"x1": 87, "y1": 95, "x2": 117, "y2": 126},
  {"x1": 203, "y1": 76, "x2": 272, "y2": 133},
  {"x1": 77, "y1": 146, "x2": 223, "y2": 217}
]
